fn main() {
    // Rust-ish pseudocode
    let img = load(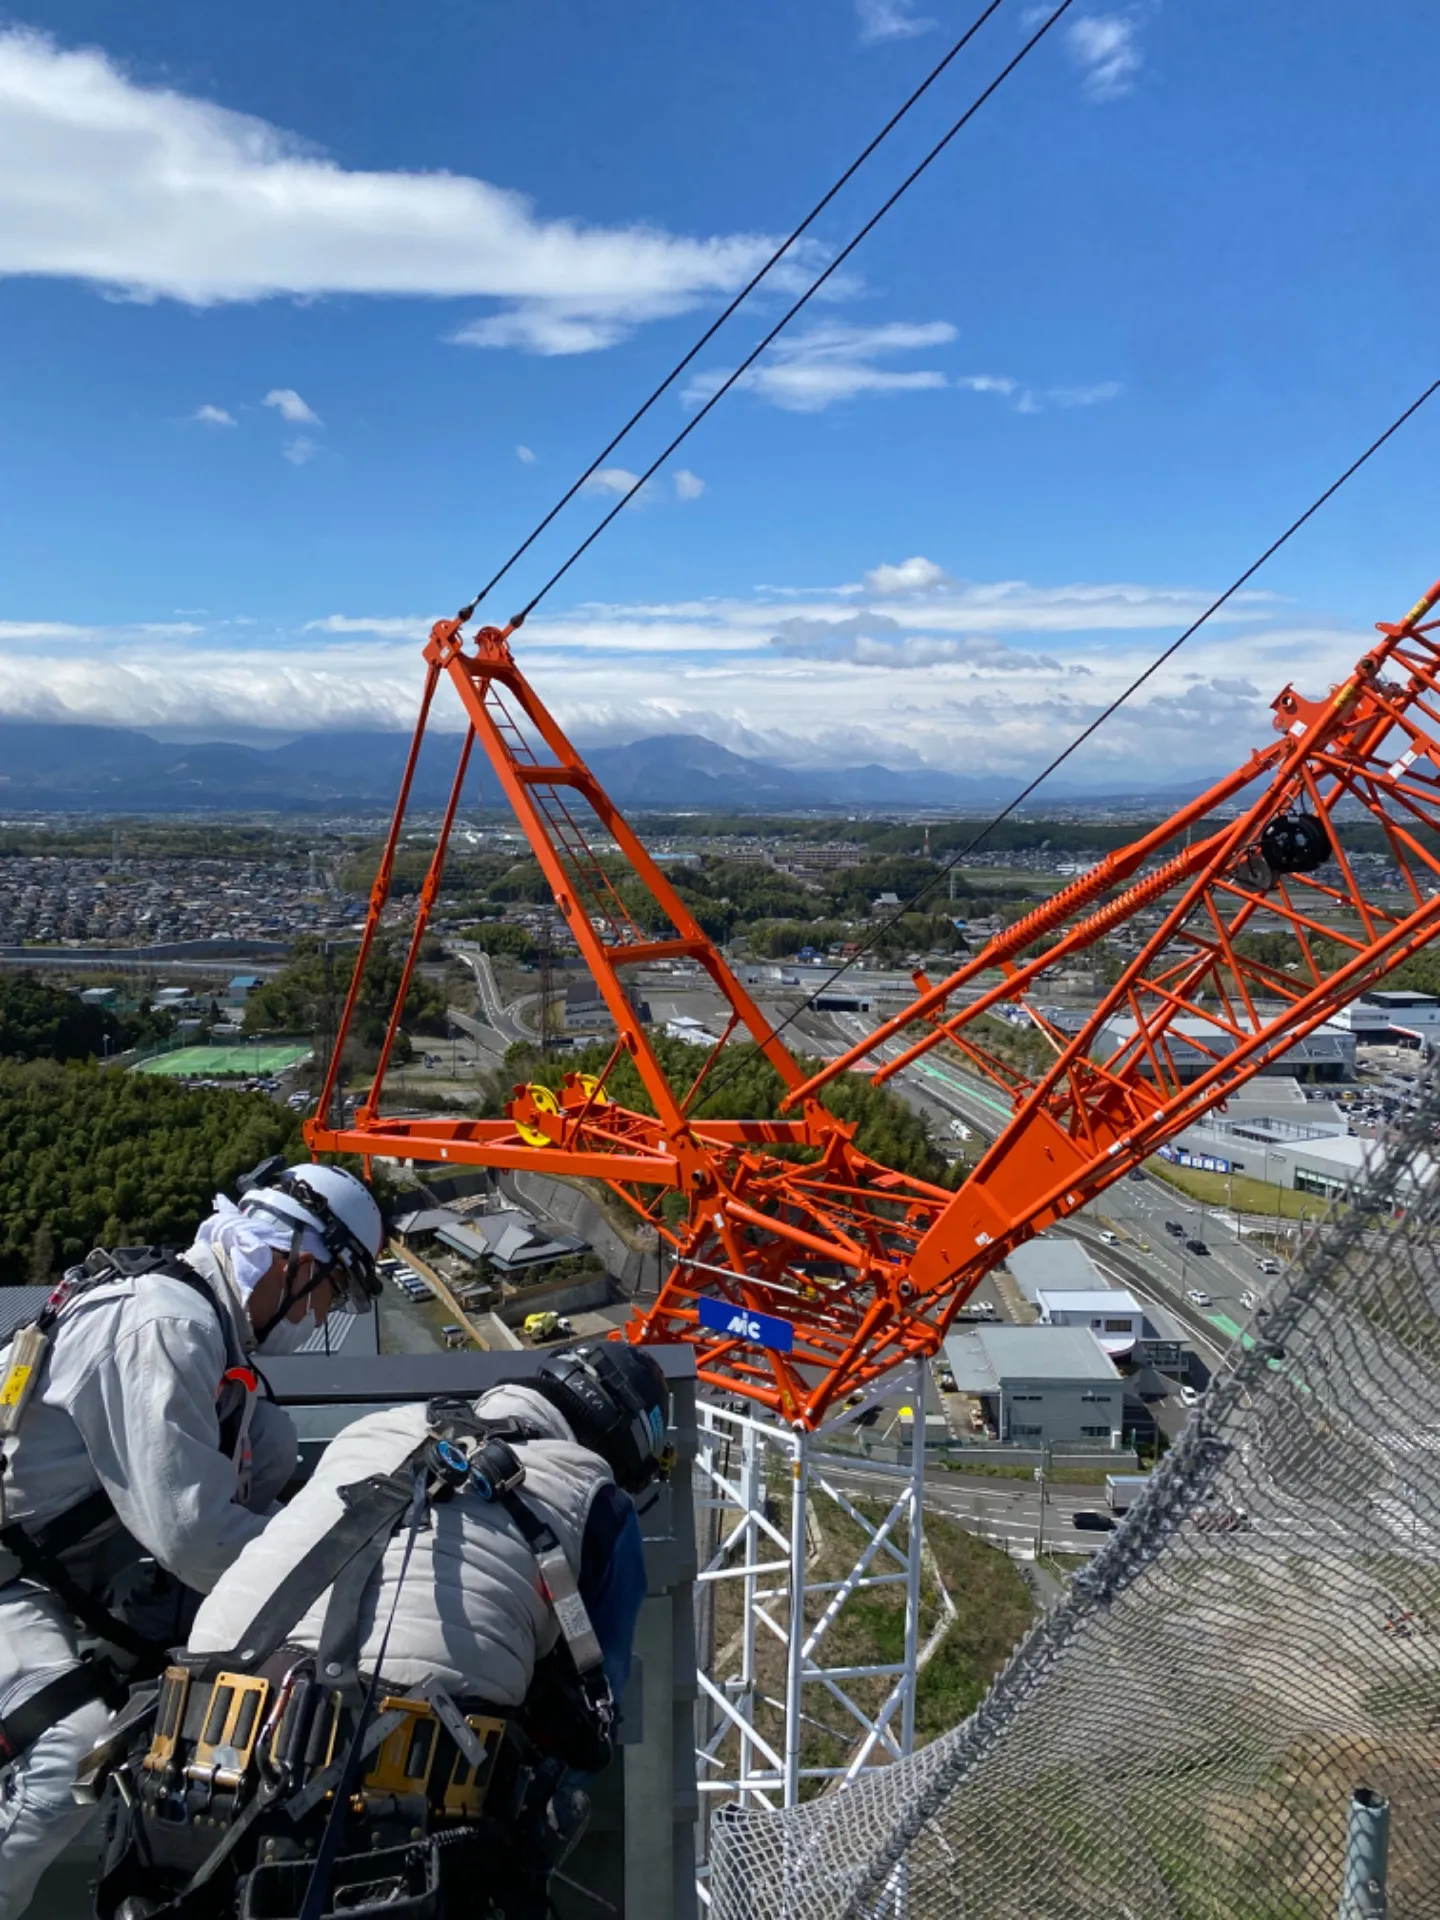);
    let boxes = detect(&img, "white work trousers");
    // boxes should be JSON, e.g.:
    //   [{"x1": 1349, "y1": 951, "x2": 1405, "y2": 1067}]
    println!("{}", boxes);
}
[{"x1": 0, "y1": 1587, "x2": 113, "y2": 1920}]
